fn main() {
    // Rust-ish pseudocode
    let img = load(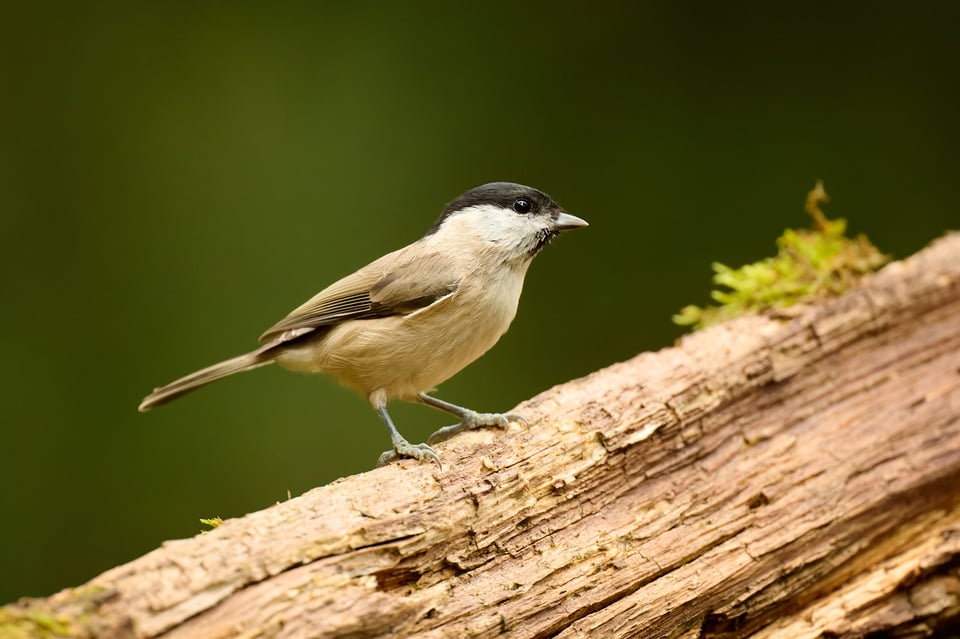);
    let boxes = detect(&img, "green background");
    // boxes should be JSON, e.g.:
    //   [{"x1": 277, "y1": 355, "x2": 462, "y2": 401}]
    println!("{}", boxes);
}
[{"x1": 2, "y1": 3, "x2": 956, "y2": 603}]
